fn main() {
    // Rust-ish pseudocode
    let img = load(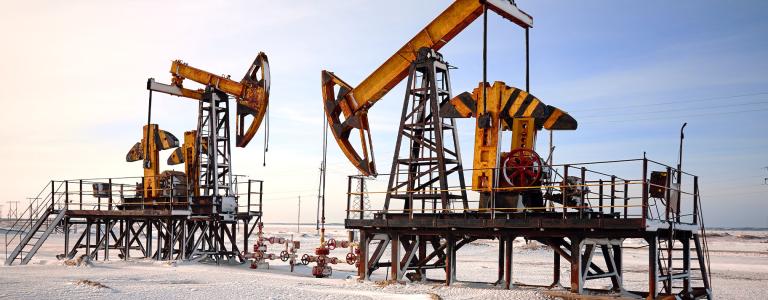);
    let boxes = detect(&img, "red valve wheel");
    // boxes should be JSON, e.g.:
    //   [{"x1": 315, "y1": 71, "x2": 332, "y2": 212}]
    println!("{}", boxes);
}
[
  {"x1": 327, "y1": 238, "x2": 337, "y2": 251},
  {"x1": 300, "y1": 254, "x2": 311, "y2": 265},
  {"x1": 280, "y1": 250, "x2": 290, "y2": 262},
  {"x1": 502, "y1": 148, "x2": 543, "y2": 188},
  {"x1": 346, "y1": 252, "x2": 357, "y2": 265}
]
